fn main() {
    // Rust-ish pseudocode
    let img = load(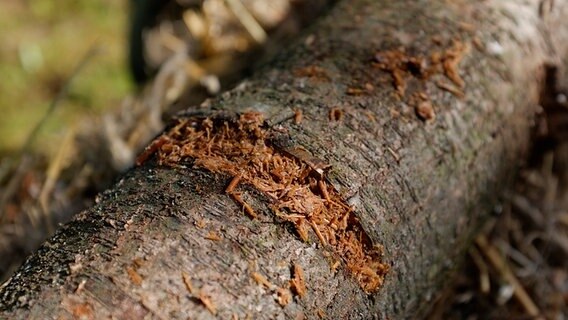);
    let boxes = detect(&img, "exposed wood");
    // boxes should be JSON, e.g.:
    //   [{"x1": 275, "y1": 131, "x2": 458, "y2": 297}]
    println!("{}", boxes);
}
[{"x1": 2, "y1": 0, "x2": 568, "y2": 319}]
